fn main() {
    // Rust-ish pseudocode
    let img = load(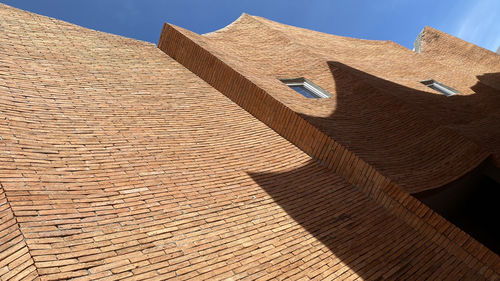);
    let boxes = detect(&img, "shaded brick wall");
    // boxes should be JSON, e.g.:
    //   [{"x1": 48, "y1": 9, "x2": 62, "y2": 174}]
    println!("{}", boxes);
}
[
  {"x1": 201, "y1": 15, "x2": 500, "y2": 170},
  {"x1": 169, "y1": 15, "x2": 492, "y2": 194},
  {"x1": 159, "y1": 23, "x2": 499, "y2": 280},
  {"x1": 0, "y1": 3, "x2": 498, "y2": 280}
]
